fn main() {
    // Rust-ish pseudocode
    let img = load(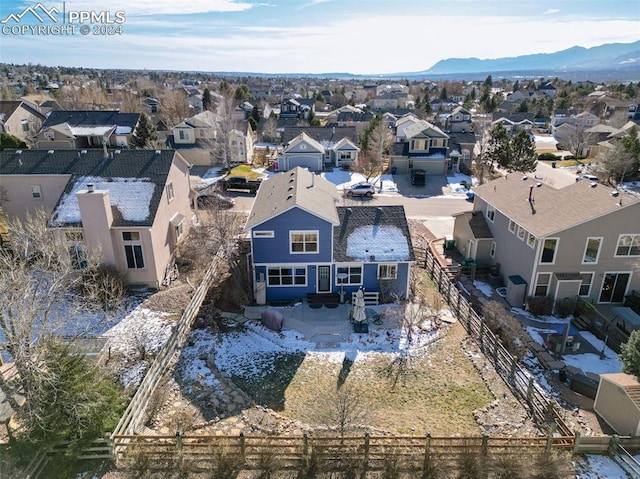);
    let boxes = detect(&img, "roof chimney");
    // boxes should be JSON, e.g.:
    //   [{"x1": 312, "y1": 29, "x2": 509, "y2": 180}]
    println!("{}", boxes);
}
[{"x1": 87, "y1": 183, "x2": 95, "y2": 193}]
